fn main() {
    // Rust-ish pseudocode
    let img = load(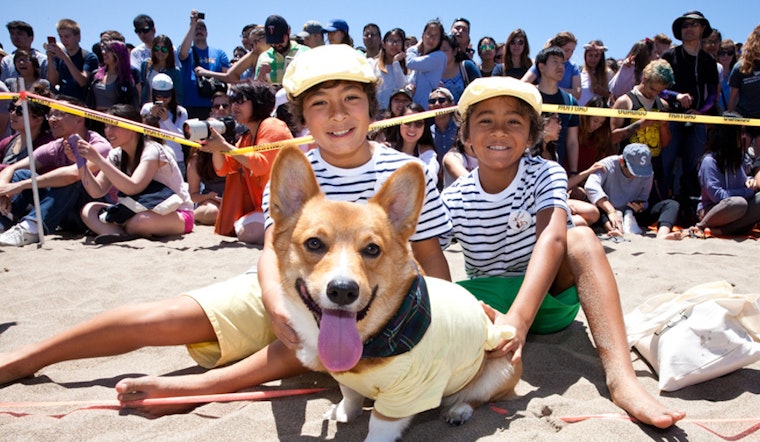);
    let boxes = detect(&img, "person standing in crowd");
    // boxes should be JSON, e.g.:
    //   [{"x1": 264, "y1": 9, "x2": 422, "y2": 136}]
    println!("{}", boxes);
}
[
  {"x1": 1, "y1": 21, "x2": 47, "y2": 82},
  {"x1": 611, "y1": 59, "x2": 673, "y2": 204},
  {"x1": 728, "y1": 24, "x2": 760, "y2": 121},
  {"x1": 579, "y1": 40, "x2": 612, "y2": 105},
  {"x1": 255, "y1": 15, "x2": 308, "y2": 85},
  {"x1": 608, "y1": 39, "x2": 656, "y2": 101},
  {"x1": 660, "y1": 11, "x2": 719, "y2": 221},
  {"x1": 87, "y1": 40, "x2": 139, "y2": 111},
  {"x1": 44, "y1": 19, "x2": 98, "y2": 101},
  {"x1": 362, "y1": 23, "x2": 382, "y2": 58},
  {"x1": 178, "y1": 9, "x2": 230, "y2": 119},
  {"x1": 369, "y1": 28, "x2": 409, "y2": 113},
  {"x1": 130, "y1": 15, "x2": 157, "y2": 71},
  {"x1": 652, "y1": 33, "x2": 672, "y2": 59},
  {"x1": 716, "y1": 40, "x2": 737, "y2": 113},
  {"x1": 535, "y1": 46, "x2": 580, "y2": 175},
  {"x1": 3, "y1": 49, "x2": 49, "y2": 93},
  {"x1": 405, "y1": 19, "x2": 445, "y2": 109},
  {"x1": 140, "y1": 35, "x2": 183, "y2": 105},
  {"x1": 476, "y1": 36, "x2": 497, "y2": 77},
  {"x1": 493, "y1": 29, "x2": 532, "y2": 79},
  {"x1": 295, "y1": 20, "x2": 324, "y2": 49},
  {"x1": 522, "y1": 31, "x2": 581, "y2": 100},
  {"x1": 450, "y1": 17, "x2": 472, "y2": 59},
  {"x1": 428, "y1": 87, "x2": 458, "y2": 161},
  {"x1": 439, "y1": 34, "x2": 480, "y2": 103}
]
